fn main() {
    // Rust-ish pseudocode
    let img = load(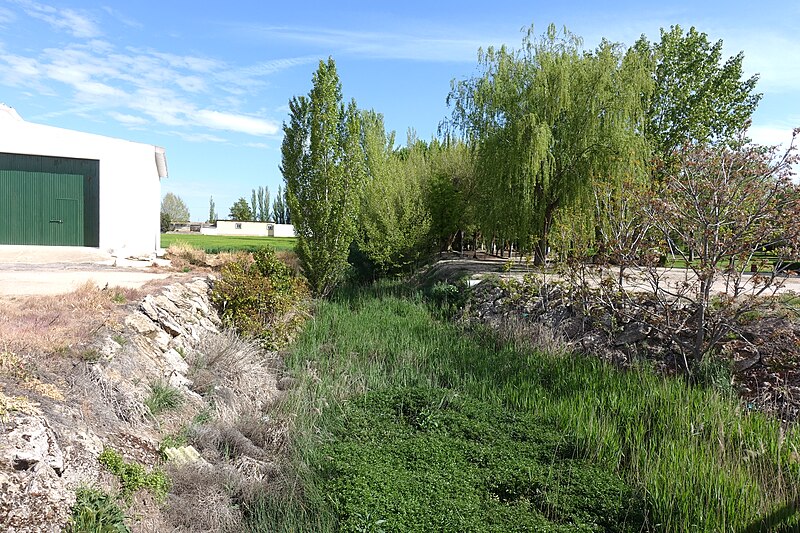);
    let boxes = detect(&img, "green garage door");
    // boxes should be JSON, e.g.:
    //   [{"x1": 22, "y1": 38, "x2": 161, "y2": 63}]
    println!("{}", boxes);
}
[{"x1": 0, "y1": 153, "x2": 100, "y2": 247}]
